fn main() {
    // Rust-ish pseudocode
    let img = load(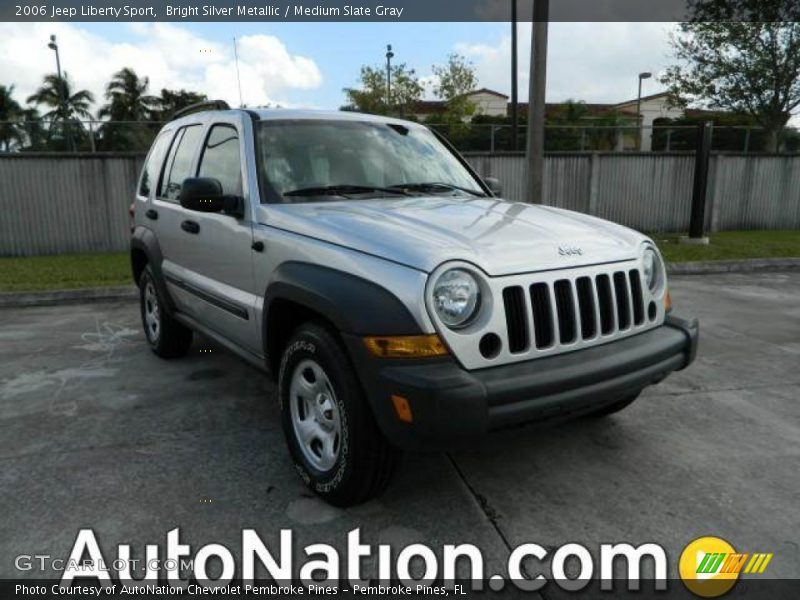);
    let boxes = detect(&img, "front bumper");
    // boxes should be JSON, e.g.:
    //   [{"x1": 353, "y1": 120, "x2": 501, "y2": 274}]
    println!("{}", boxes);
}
[{"x1": 344, "y1": 314, "x2": 698, "y2": 451}]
